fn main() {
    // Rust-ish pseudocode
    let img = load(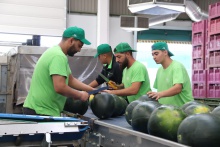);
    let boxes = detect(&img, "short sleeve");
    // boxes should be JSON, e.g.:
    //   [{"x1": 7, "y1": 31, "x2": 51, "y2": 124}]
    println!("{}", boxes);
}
[
  {"x1": 131, "y1": 65, "x2": 146, "y2": 83},
  {"x1": 49, "y1": 55, "x2": 69, "y2": 77},
  {"x1": 173, "y1": 66, "x2": 184, "y2": 85},
  {"x1": 153, "y1": 72, "x2": 158, "y2": 89}
]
